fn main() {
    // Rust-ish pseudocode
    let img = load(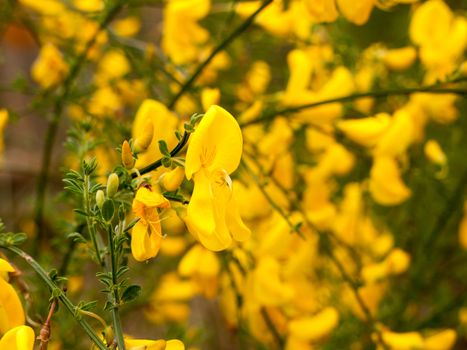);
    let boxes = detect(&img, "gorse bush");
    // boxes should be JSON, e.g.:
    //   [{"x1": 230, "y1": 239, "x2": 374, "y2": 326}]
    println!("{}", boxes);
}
[{"x1": 0, "y1": 0, "x2": 466, "y2": 349}]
